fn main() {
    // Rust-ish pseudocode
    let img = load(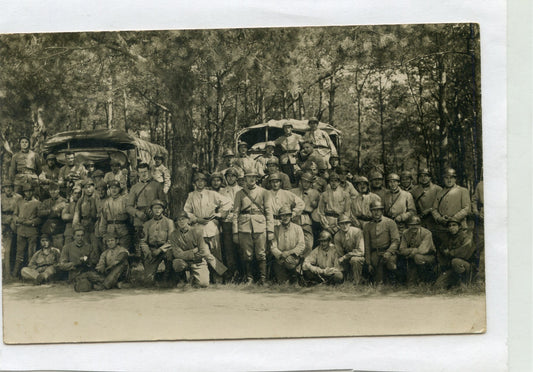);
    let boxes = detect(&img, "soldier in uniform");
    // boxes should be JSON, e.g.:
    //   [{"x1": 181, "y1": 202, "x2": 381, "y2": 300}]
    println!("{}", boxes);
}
[
  {"x1": 100, "y1": 180, "x2": 132, "y2": 251},
  {"x1": 151, "y1": 154, "x2": 171, "y2": 195},
  {"x1": 2, "y1": 181, "x2": 21, "y2": 280},
  {"x1": 219, "y1": 167, "x2": 243, "y2": 281},
  {"x1": 209, "y1": 172, "x2": 224, "y2": 192},
  {"x1": 302, "y1": 230, "x2": 344, "y2": 285},
  {"x1": 363, "y1": 200, "x2": 400, "y2": 284},
  {"x1": 12, "y1": 183, "x2": 41, "y2": 278},
  {"x1": 382, "y1": 173, "x2": 416, "y2": 233},
  {"x1": 410, "y1": 168, "x2": 442, "y2": 230},
  {"x1": 316, "y1": 172, "x2": 350, "y2": 236},
  {"x1": 369, "y1": 169, "x2": 387, "y2": 202},
  {"x1": 232, "y1": 170, "x2": 274, "y2": 284},
  {"x1": 58, "y1": 152, "x2": 87, "y2": 196},
  {"x1": 94, "y1": 232, "x2": 130, "y2": 289},
  {"x1": 39, "y1": 154, "x2": 61, "y2": 198},
  {"x1": 398, "y1": 215, "x2": 436, "y2": 286},
  {"x1": 334, "y1": 214, "x2": 365, "y2": 284},
  {"x1": 270, "y1": 205, "x2": 306, "y2": 284},
  {"x1": 302, "y1": 117, "x2": 337, "y2": 167},
  {"x1": 138, "y1": 199, "x2": 175, "y2": 285},
  {"x1": 431, "y1": 168, "x2": 471, "y2": 266},
  {"x1": 9, "y1": 136, "x2": 41, "y2": 194},
  {"x1": 73, "y1": 179, "x2": 99, "y2": 251},
  {"x1": 255, "y1": 141, "x2": 278, "y2": 176},
  {"x1": 329, "y1": 155, "x2": 340, "y2": 171},
  {"x1": 21, "y1": 234, "x2": 61, "y2": 284},
  {"x1": 350, "y1": 176, "x2": 381, "y2": 229},
  {"x1": 104, "y1": 160, "x2": 128, "y2": 193},
  {"x1": 85, "y1": 160, "x2": 97, "y2": 179},
  {"x1": 234, "y1": 141, "x2": 262, "y2": 176},
  {"x1": 400, "y1": 170, "x2": 415, "y2": 193},
  {"x1": 289, "y1": 171, "x2": 320, "y2": 256},
  {"x1": 335, "y1": 165, "x2": 358, "y2": 199},
  {"x1": 471, "y1": 180, "x2": 484, "y2": 283},
  {"x1": 169, "y1": 211, "x2": 217, "y2": 288},
  {"x1": 297, "y1": 140, "x2": 328, "y2": 173},
  {"x1": 126, "y1": 162, "x2": 165, "y2": 257},
  {"x1": 38, "y1": 182, "x2": 67, "y2": 250},
  {"x1": 274, "y1": 121, "x2": 302, "y2": 184},
  {"x1": 435, "y1": 218, "x2": 476, "y2": 289},
  {"x1": 217, "y1": 149, "x2": 237, "y2": 180},
  {"x1": 92, "y1": 169, "x2": 105, "y2": 185},
  {"x1": 267, "y1": 173, "x2": 305, "y2": 227},
  {"x1": 261, "y1": 158, "x2": 292, "y2": 190}
]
